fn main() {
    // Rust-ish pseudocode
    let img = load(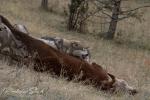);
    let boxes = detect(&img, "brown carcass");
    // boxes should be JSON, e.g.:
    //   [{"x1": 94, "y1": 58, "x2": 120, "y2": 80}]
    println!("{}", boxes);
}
[{"x1": 0, "y1": 15, "x2": 137, "y2": 95}]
